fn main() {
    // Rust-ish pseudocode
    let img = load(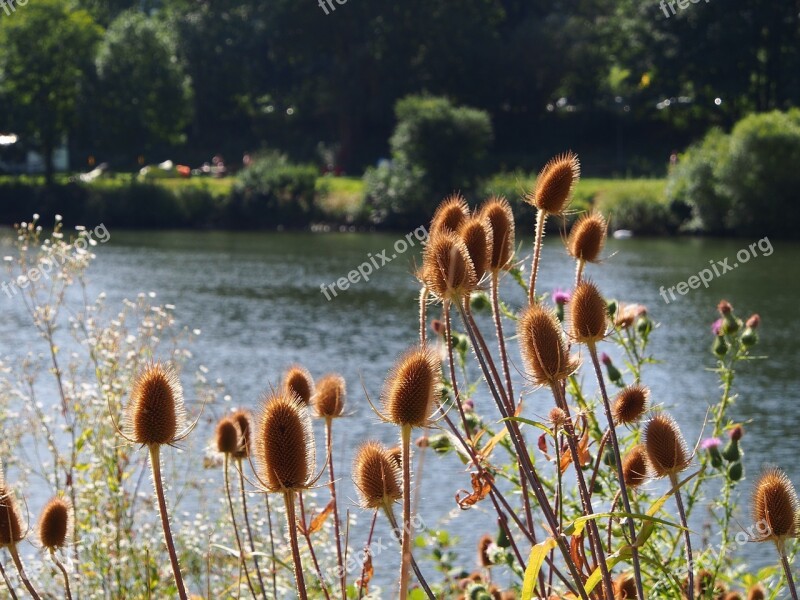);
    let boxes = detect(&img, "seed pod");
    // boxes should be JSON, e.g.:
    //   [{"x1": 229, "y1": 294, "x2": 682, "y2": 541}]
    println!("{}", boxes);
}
[
  {"x1": 255, "y1": 393, "x2": 315, "y2": 493},
  {"x1": 751, "y1": 467, "x2": 799, "y2": 542},
  {"x1": 283, "y1": 365, "x2": 314, "y2": 405},
  {"x1": 479, "y1": 197, "x2": 515, "y2": 272},
  {"x1": 382, "y1": 346, "x2": 441, "y2": 428},
  {"x1": 612, "y1": 385, "x2": 650, "y2": 425},
  {"x1": 215, "y1": 417, "x2": 239, "y2": 455},
  {"x1": 642, "y1": 413, "x2": 691, "y2": 478},
  {"x1": 569, "y1": 280, "x2": 608, "y2": 344},
  {"x1": 230, "y1": 409, "x2": 252, "y2": 459},
  {"x1": 312, "y1": 374, "x2": 346, "y2": 419},
  {"x1": 747, "y1": 583, "x2": 766, "y2": 600},
  {"x1": 38, "y1": 497, "x2": 73, "y2": 550},
  {"x1": 478, "y1": 534, "x2": 493, "y2": 567},
  {"x1": 430, "y1": 194, "x2": 470, "y2": 236},
  {"x1": 528, "y1": 152, "x2": 580, "y2": 215},
  {"x1": 0, "y1": 473, "x2": 24, "y2": 547},
  {"x1": 518, "y1": 304, "x2": 578, "y2": 386},
  {"x1": 387, "y1": 446, "x2": 402, "y2": 470},
  {"x1": 614, "y1": 572, "x2": 637, "y2": 599},
  {"x1": 622, "y1": 445, "x2": 649, "y2": 489},
  {"x1": 125, "y1": 362, "x2": 186, "y2": 446},
  {"x1": 459, "y1": 215, "x2": 493, "y2": 281},
  {"x1": 567, "y1": 212, "x2": 607, "y2": 263},
  {"x1": 352, "y1": 441, "x2": 402, "y2": 509},
  {"x1": 421, "y1": 232, "x2": 477, "y2": 302}
]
